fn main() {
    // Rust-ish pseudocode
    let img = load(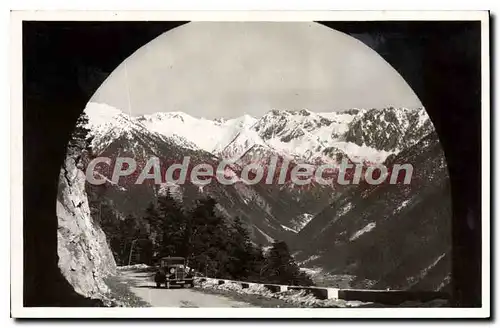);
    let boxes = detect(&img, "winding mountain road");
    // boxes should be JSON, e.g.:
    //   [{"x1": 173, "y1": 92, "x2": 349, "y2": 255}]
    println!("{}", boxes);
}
[{"x1": 121, "y1": 269, "x2": 255, "y2": 307}]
